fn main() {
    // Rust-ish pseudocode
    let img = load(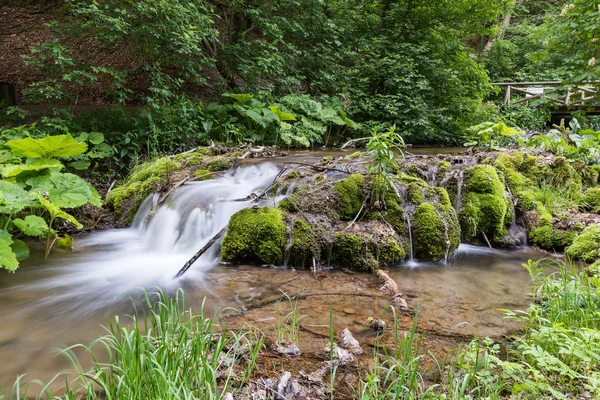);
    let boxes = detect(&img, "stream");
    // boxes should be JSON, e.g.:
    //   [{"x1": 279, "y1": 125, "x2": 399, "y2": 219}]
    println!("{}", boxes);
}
[{"x1": 0, "y1": 156, "x2": 551, "y2": 392}]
